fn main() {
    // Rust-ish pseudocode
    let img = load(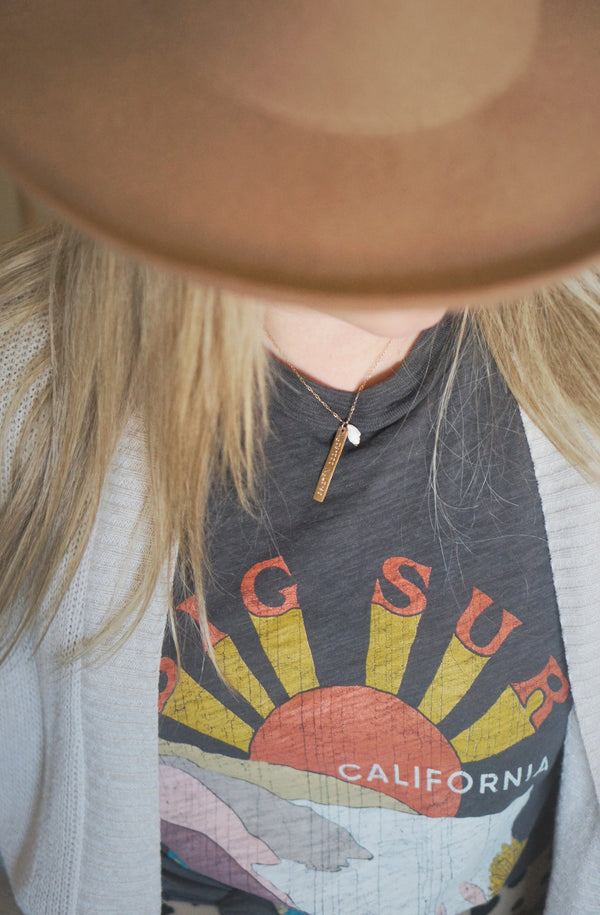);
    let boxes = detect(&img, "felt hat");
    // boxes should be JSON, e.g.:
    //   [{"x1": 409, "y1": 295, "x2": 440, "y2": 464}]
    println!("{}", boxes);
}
[{"x1": 1, "y1": 1, "x2": 600, "y2": 307}]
